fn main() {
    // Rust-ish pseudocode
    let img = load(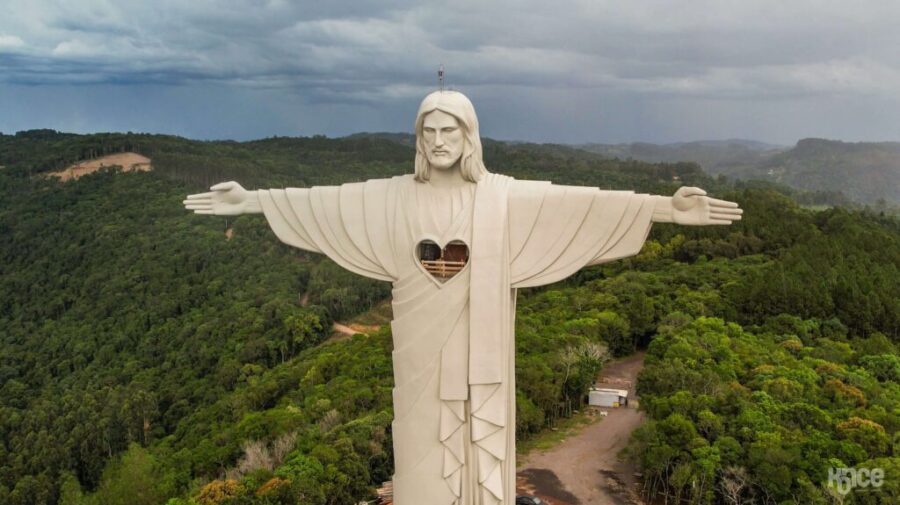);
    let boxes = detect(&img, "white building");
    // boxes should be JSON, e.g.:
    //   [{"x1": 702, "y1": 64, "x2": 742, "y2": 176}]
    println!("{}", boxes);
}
[{"x1": 589, "y1": 388, "x2": 628, "y2": 408}]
